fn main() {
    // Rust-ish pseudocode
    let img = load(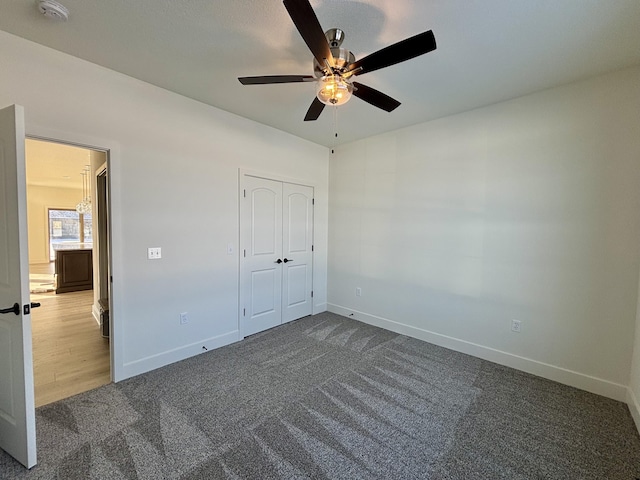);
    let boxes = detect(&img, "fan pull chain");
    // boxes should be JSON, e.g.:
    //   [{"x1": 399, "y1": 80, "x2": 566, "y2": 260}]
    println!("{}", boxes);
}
[{"x1": 332, "y1": 105, "x2": 339, "y2": 146}]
